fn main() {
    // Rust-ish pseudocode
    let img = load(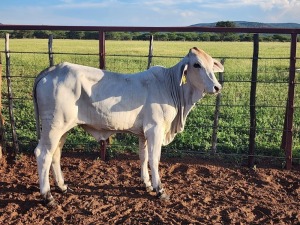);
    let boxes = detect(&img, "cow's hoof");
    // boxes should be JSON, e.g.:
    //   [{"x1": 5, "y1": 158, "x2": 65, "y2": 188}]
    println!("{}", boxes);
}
[
  {"x1": 66, "y1": 186, "x2": 74, "y2": 193},
  {"x1": 146, "y1": 185, "x2": 154, "y2": 193},
  {"x1": 156, "y1": 188, "x2": 170, "y2": 201},
  {"x1": 43, "y1": 192, "x2": 57, "y2": 208},
  {"x1": 57, "y1": 184, "x2": 74, "y2": 194},
  {"x1": 46, "y1": 198, "x2": 57, "y2": 208},
  {"x1": 56, "y1": 184, "x2": 68, "y2": 194},
  {"x1": 158, "y1": 192, "x2": 170, "y2": 201}
]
